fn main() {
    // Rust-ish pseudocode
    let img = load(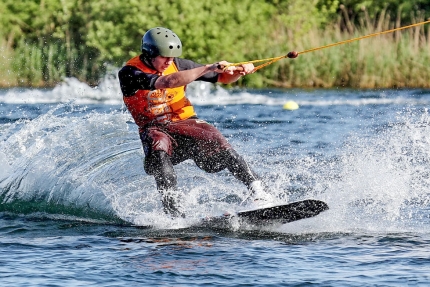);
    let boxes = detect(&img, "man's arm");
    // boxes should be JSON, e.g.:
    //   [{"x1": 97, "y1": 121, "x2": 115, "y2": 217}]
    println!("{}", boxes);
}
[
  {"x1": 154, "y1": 60, "x2": 254, "y2": 89},
  {"x1": 154, "y1": 63, "x2": 220, "y2": 89}
]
